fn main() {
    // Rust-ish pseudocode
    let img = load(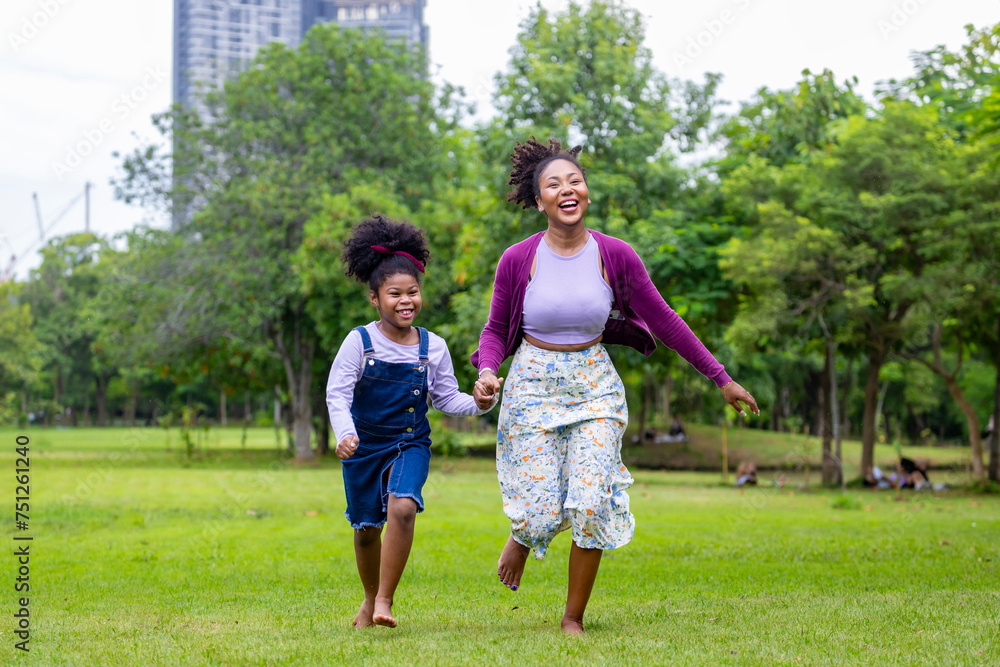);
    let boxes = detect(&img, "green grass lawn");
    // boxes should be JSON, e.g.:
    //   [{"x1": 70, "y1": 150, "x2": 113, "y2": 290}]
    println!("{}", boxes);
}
[{"x1": 3, "y1": 427, "x2": 998, "y2": 665}]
